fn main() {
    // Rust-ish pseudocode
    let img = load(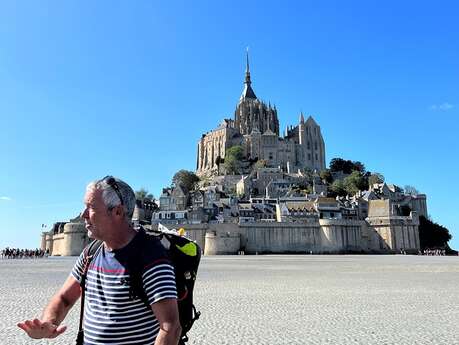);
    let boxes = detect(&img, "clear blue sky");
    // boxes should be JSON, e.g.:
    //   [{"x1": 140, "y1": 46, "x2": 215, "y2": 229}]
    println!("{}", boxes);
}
[{"x1": 1, "y1": 1, "x2": 458, "y2": 250}]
